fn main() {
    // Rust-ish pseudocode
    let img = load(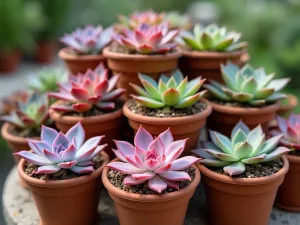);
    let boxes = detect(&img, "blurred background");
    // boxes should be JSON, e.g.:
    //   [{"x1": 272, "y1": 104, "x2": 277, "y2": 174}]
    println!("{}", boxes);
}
[{"x1": 0, "y1": 0, "x2": 299, "y2": 223}]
